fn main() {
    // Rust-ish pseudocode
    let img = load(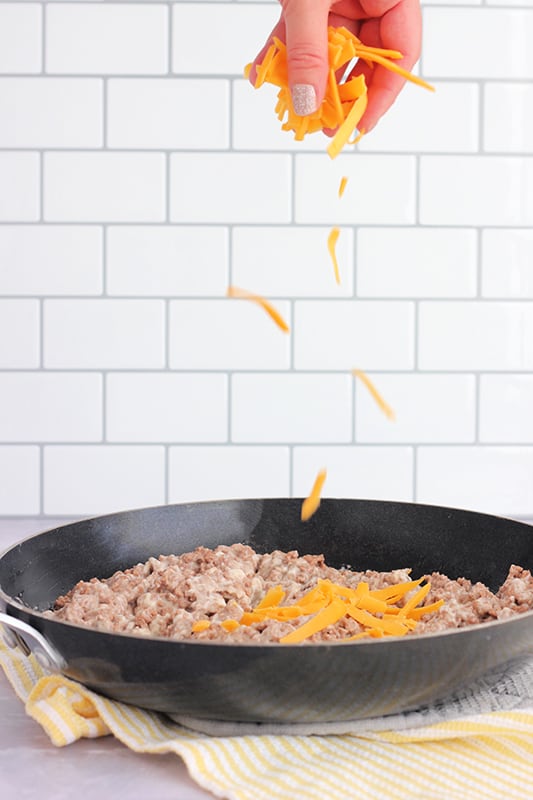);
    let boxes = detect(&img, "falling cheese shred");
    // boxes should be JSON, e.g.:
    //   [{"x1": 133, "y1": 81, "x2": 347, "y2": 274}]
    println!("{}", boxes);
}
[
  {"x1": 301, "y1": 468, "x2": 327, "y2": 521},
  {"x1": 227, "y1": 285, "x2": 289, "y2": 333},
  {"x1": 352, "y1": 368, "x2": 395, "y2": 421},
  {"x1": 338, "y1": 176, "x2": 348, "y2": 198},
  {"x1": 327, "y1": 227, "x2": 341, "y2": 284},
  {"x1": 248, "y1": 26, "x2": 434, "y2": 158}
]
